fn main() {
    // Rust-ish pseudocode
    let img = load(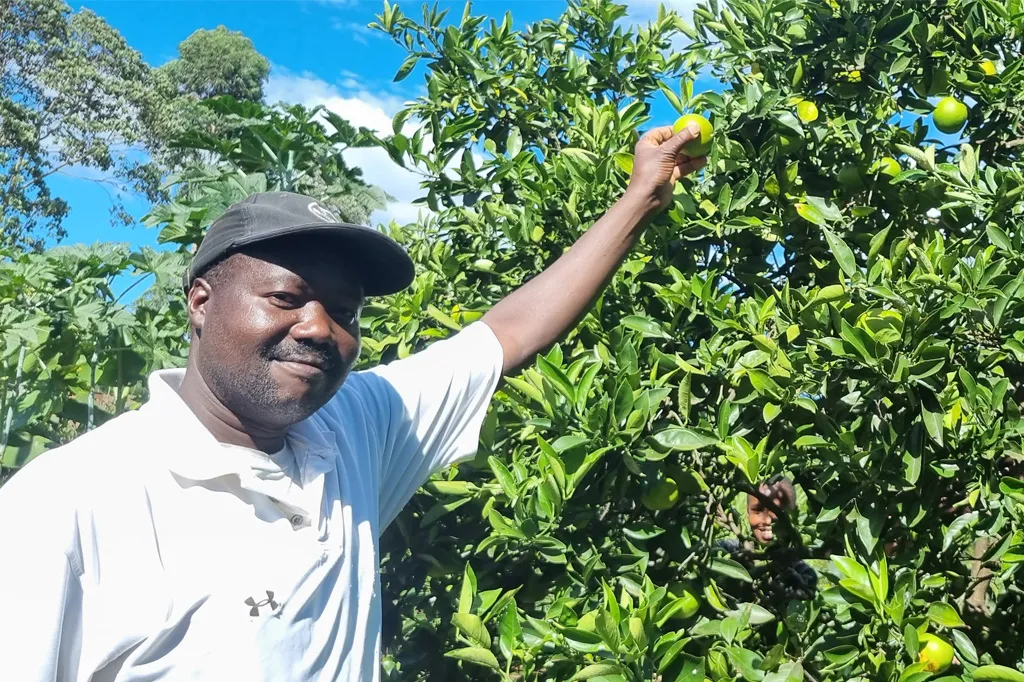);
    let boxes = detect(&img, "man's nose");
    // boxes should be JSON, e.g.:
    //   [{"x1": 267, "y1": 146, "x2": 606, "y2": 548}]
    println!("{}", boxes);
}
[{"x1": 291, "y1": 301, "x2": 335, "y2": 343}]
